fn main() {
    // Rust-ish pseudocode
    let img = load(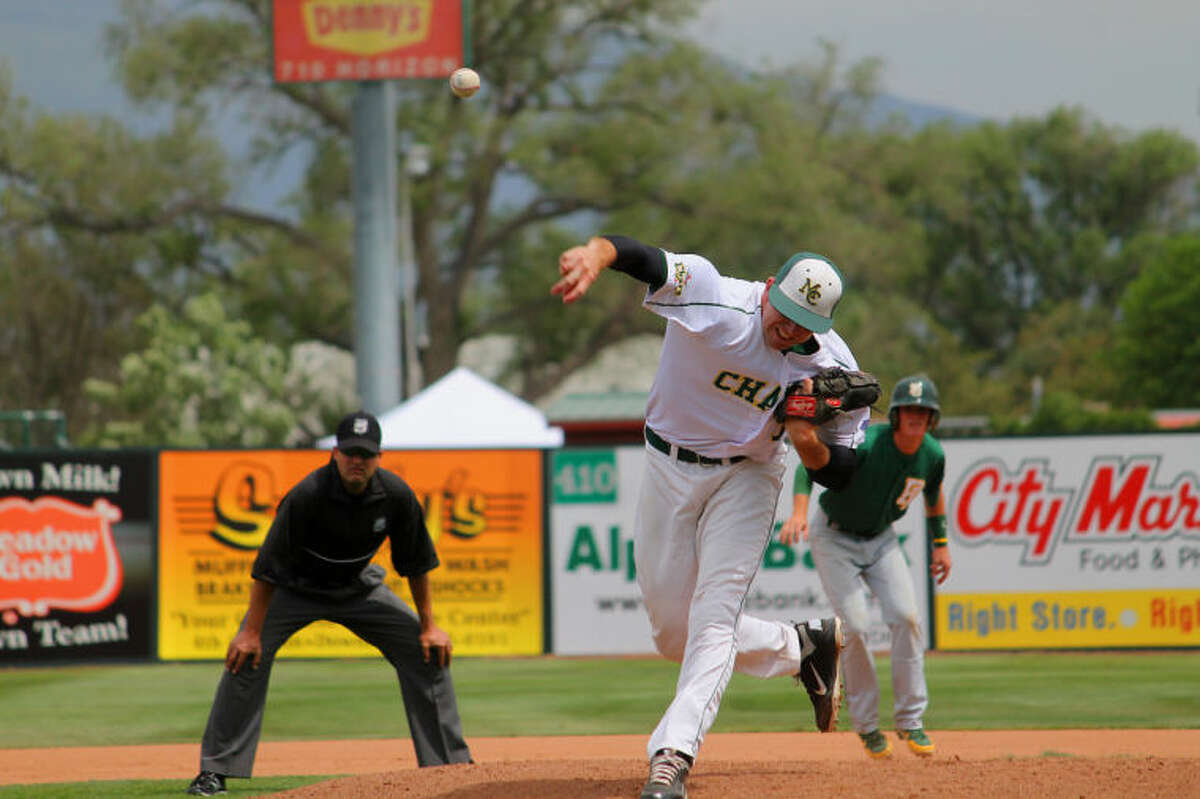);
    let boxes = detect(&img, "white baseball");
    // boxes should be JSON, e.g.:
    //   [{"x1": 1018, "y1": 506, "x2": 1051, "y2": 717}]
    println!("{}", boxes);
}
[{"x1": 449, "y1": 67, "x2": 480, "y2": 98}]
